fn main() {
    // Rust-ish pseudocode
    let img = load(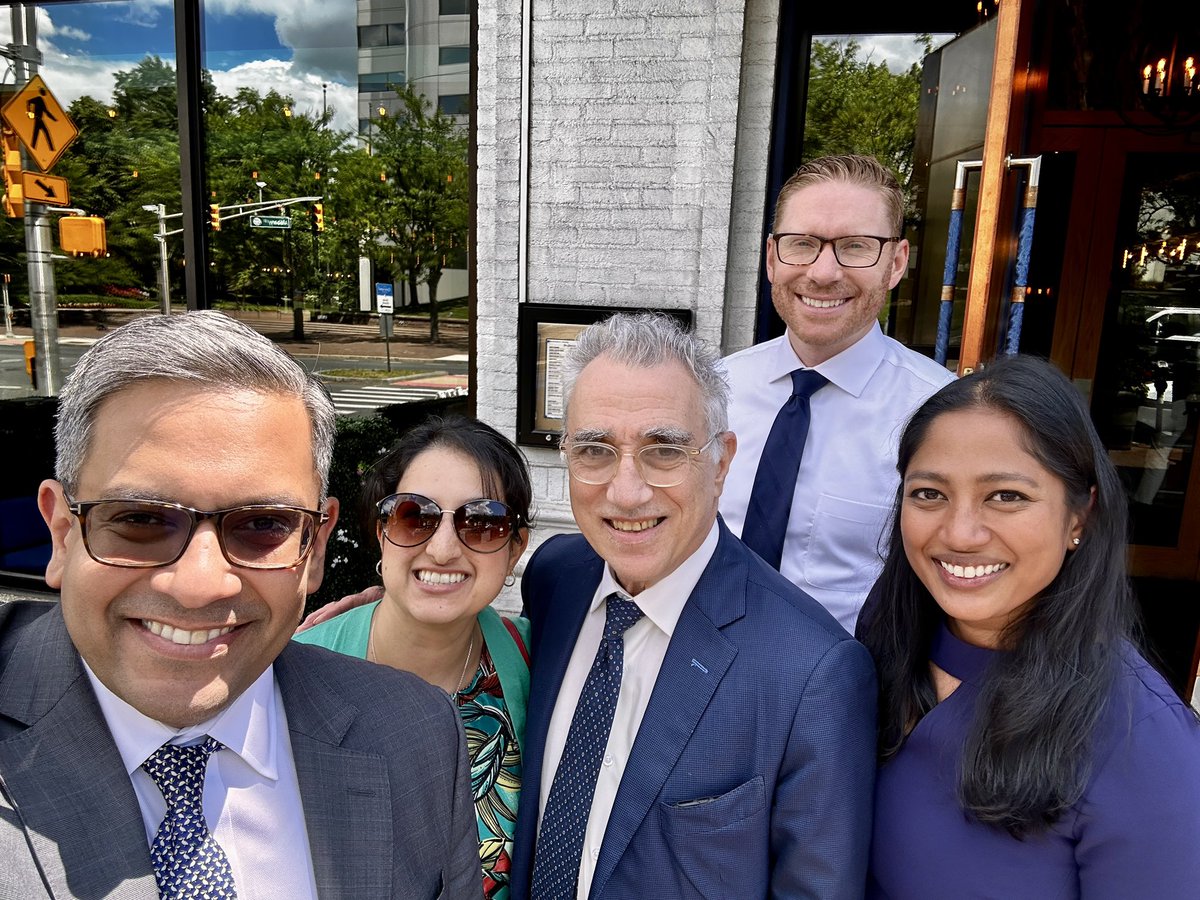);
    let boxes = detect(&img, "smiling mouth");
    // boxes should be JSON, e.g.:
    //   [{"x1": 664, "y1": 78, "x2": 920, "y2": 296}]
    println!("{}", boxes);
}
[
  {"x1": 142, "y1": 619, "x2": 235, "y2": 645},
  {"x1": 416, "y1": 570, "x2": 467, "y2": 585},
  {"x1": 801, "y1": 295, "x2": 848, "y2": 309},
  {"x1": 608, "y1": 517, "x2": 664, "y2": 533},
  {"x1": 938, "y1": 560, "x2": 1009, "y2": 579}
]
